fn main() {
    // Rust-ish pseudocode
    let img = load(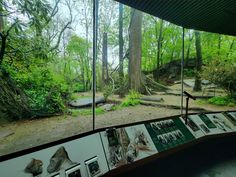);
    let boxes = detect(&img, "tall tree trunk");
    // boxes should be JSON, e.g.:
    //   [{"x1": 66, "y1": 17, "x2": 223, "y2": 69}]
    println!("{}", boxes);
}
[
  {"x1": 193, "y1": 31, "x2": 202, "y2": 91},
  {"x1": 118, "y1": 3, "x2": 124, "y2": 97},
  {"x1": 154, "y1": 19, "x2": 163, "y2": 81},
  {"x1": 0, "y1": 2, "x2": 31, "y2": 119},
  {"x1": 186, "y1": 32, "x2": 193, "y2": 61},
  {"x1": 0, "y1": 0, "x2": 4, "y2": 33},
  {"x1": 129, "y1": 9, "x2": 143, "y2": 92},
  {"x1": 0, "y1": 0, "x2": 5, "y2": 65},
  {"x1": 102, "y1": 32, "x2": 108, "y2": 88}
]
